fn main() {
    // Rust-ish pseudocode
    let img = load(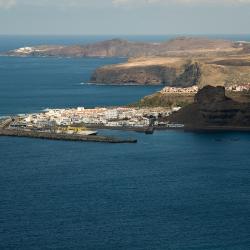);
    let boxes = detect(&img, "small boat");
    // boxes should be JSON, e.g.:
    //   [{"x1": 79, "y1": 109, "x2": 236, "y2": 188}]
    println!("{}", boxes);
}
[
  {"x1": 77, "y1": 130, "x2": 98, "y2": 136},
  {"x1": 145, "y1": 127, "x2": 154, "y2": 134}
]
